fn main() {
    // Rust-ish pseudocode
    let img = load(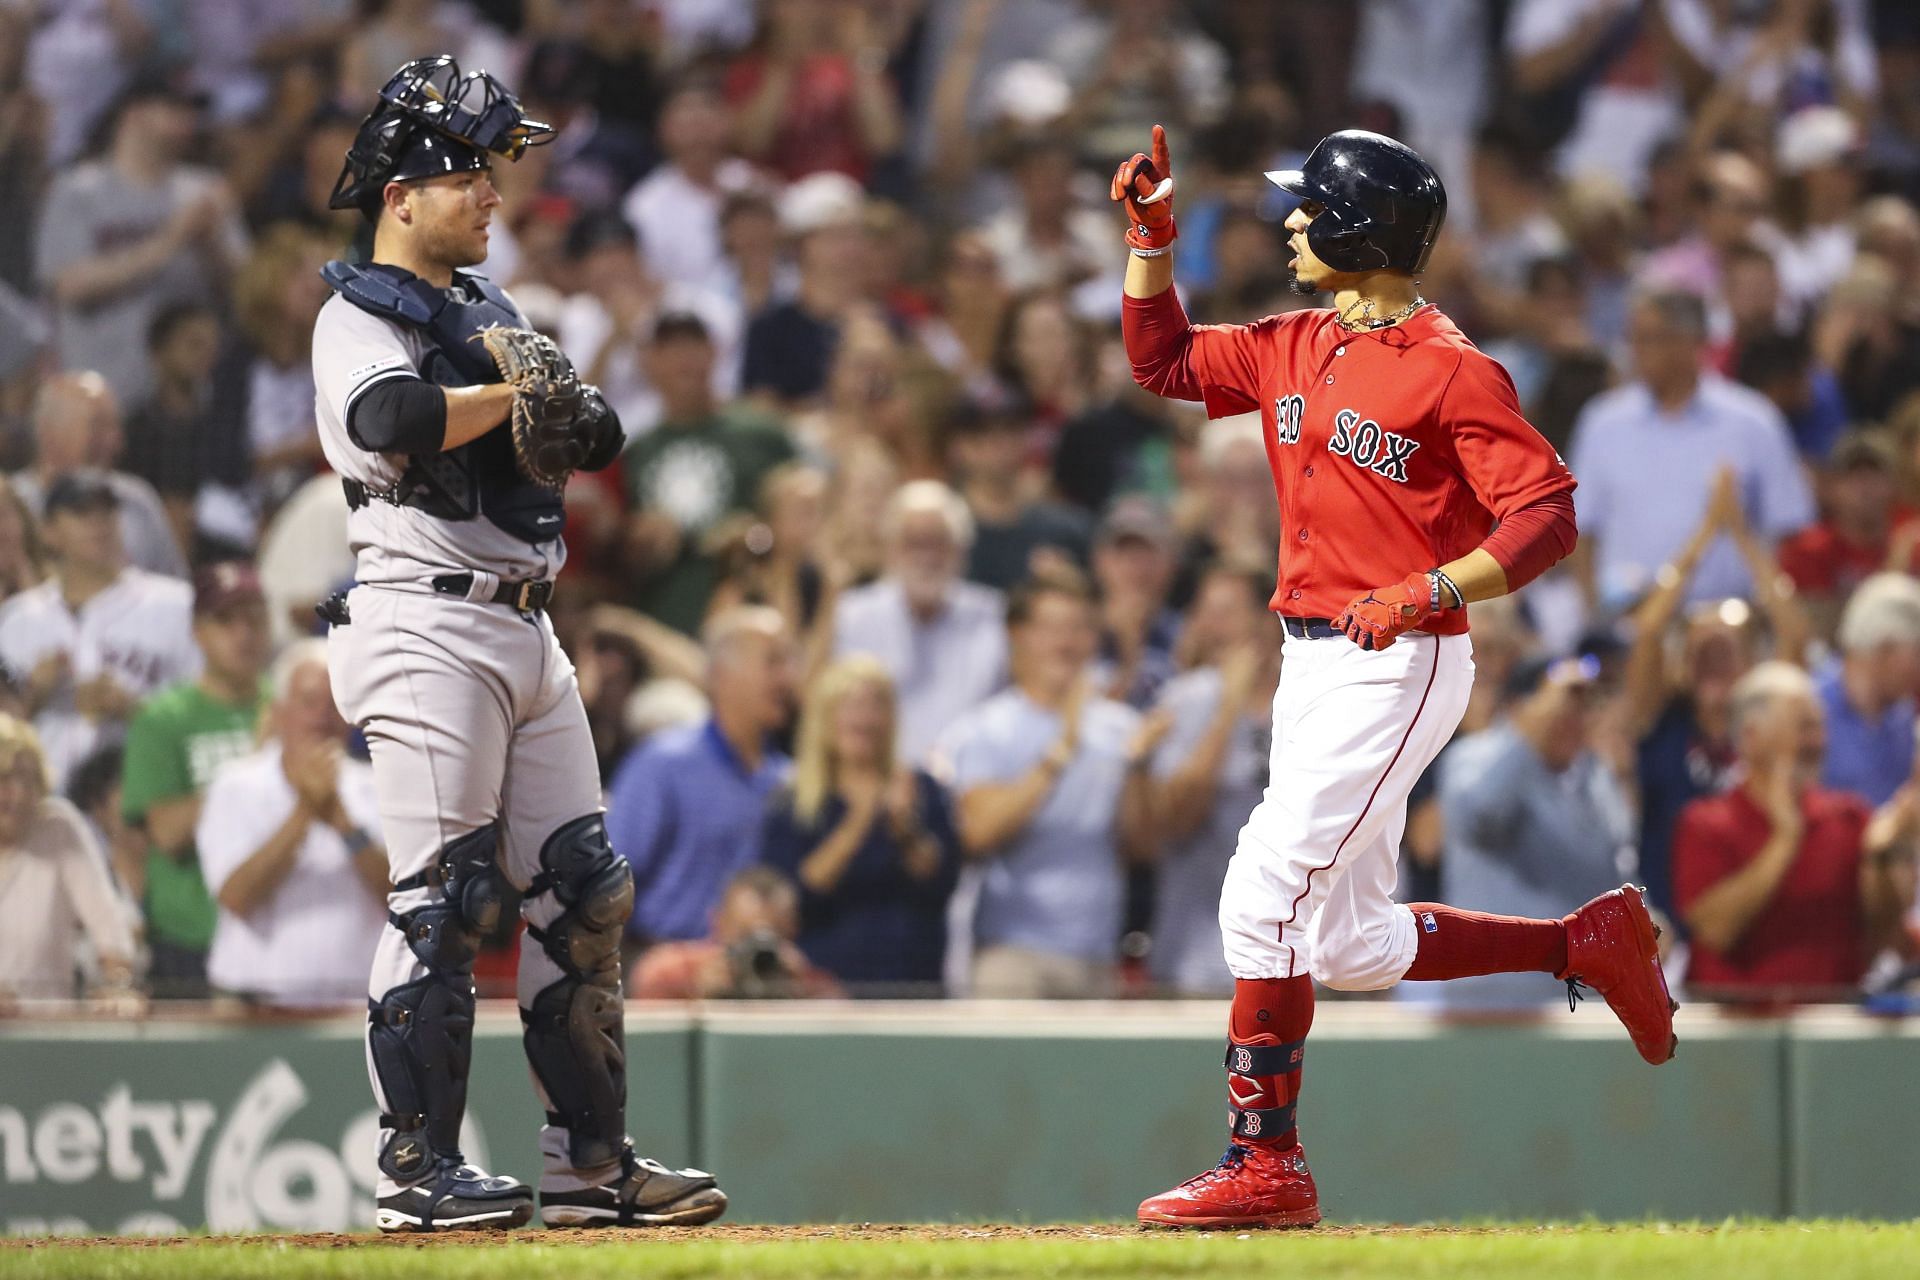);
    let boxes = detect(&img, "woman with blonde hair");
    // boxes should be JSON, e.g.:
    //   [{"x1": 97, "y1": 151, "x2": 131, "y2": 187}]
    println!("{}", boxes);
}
[
  {"x1": 759, "y1": 657, "x2": 960, "y2": 993},
  {"x1": 0, "y1": 713, "x2": 137, "y2": 1002}
]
